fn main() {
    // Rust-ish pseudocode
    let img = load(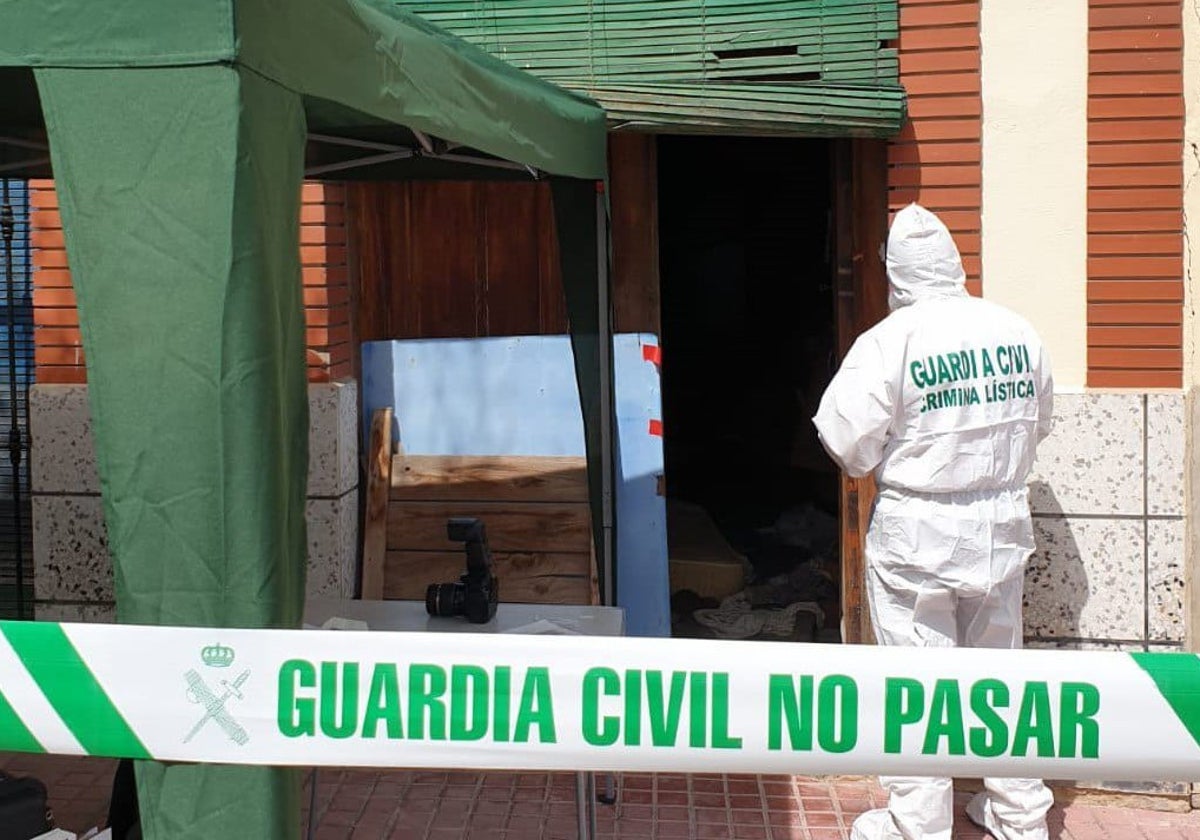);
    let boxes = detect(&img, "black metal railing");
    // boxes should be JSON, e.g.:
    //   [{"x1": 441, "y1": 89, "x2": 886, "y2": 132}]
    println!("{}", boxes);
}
[{"x1": 0, "y1": 179, "x2": 34, "y2": 619}]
